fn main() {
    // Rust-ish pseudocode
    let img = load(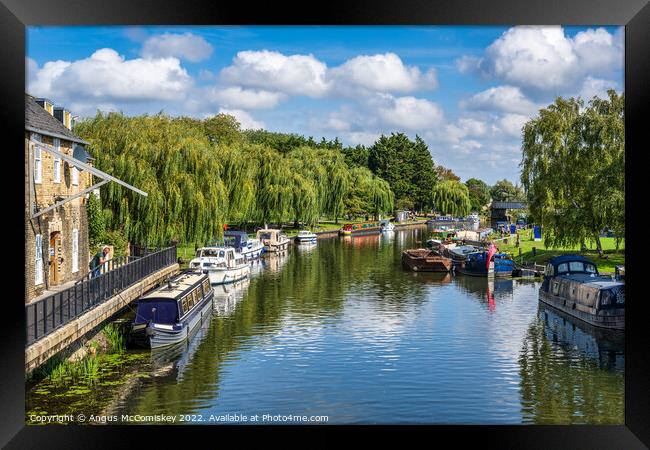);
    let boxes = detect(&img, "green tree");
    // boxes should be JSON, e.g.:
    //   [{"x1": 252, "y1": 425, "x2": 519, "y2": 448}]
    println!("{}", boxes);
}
[
  {"x1": 86, "y1": 192, "x2": 106, "y2": 248},
  {"x1": 520, "y1": 90, "x2": 624, "y2": 256},
  {"x1": 465, "y1": 178, "x2": 491, "y2": 212},
  {"x1": 490, "y1": 179, "x2": 526, "y2": 202},
  {"x1": 203, "y1": 113, "x2": 243, "y2": 145},
  {"x1": 435, "y1": 166, "x2": 460, "y2": 182},
  {"x1": 368, "y1": 133, "x2": 436, "y2": 211},
  {"x1": 431, "y1": 180, "x2": 472, "y2": 216}
]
